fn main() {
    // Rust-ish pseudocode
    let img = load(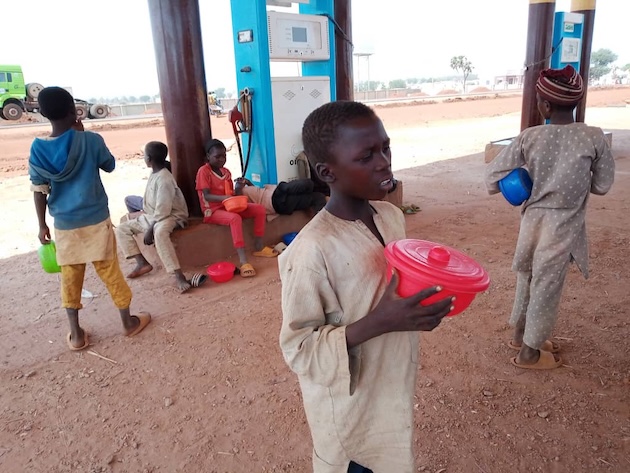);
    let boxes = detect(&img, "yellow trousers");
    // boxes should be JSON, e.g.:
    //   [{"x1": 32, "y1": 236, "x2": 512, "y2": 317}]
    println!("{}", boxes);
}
[{"x1": 60, "y1": 256, "x2": 132, "y2": 310}]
